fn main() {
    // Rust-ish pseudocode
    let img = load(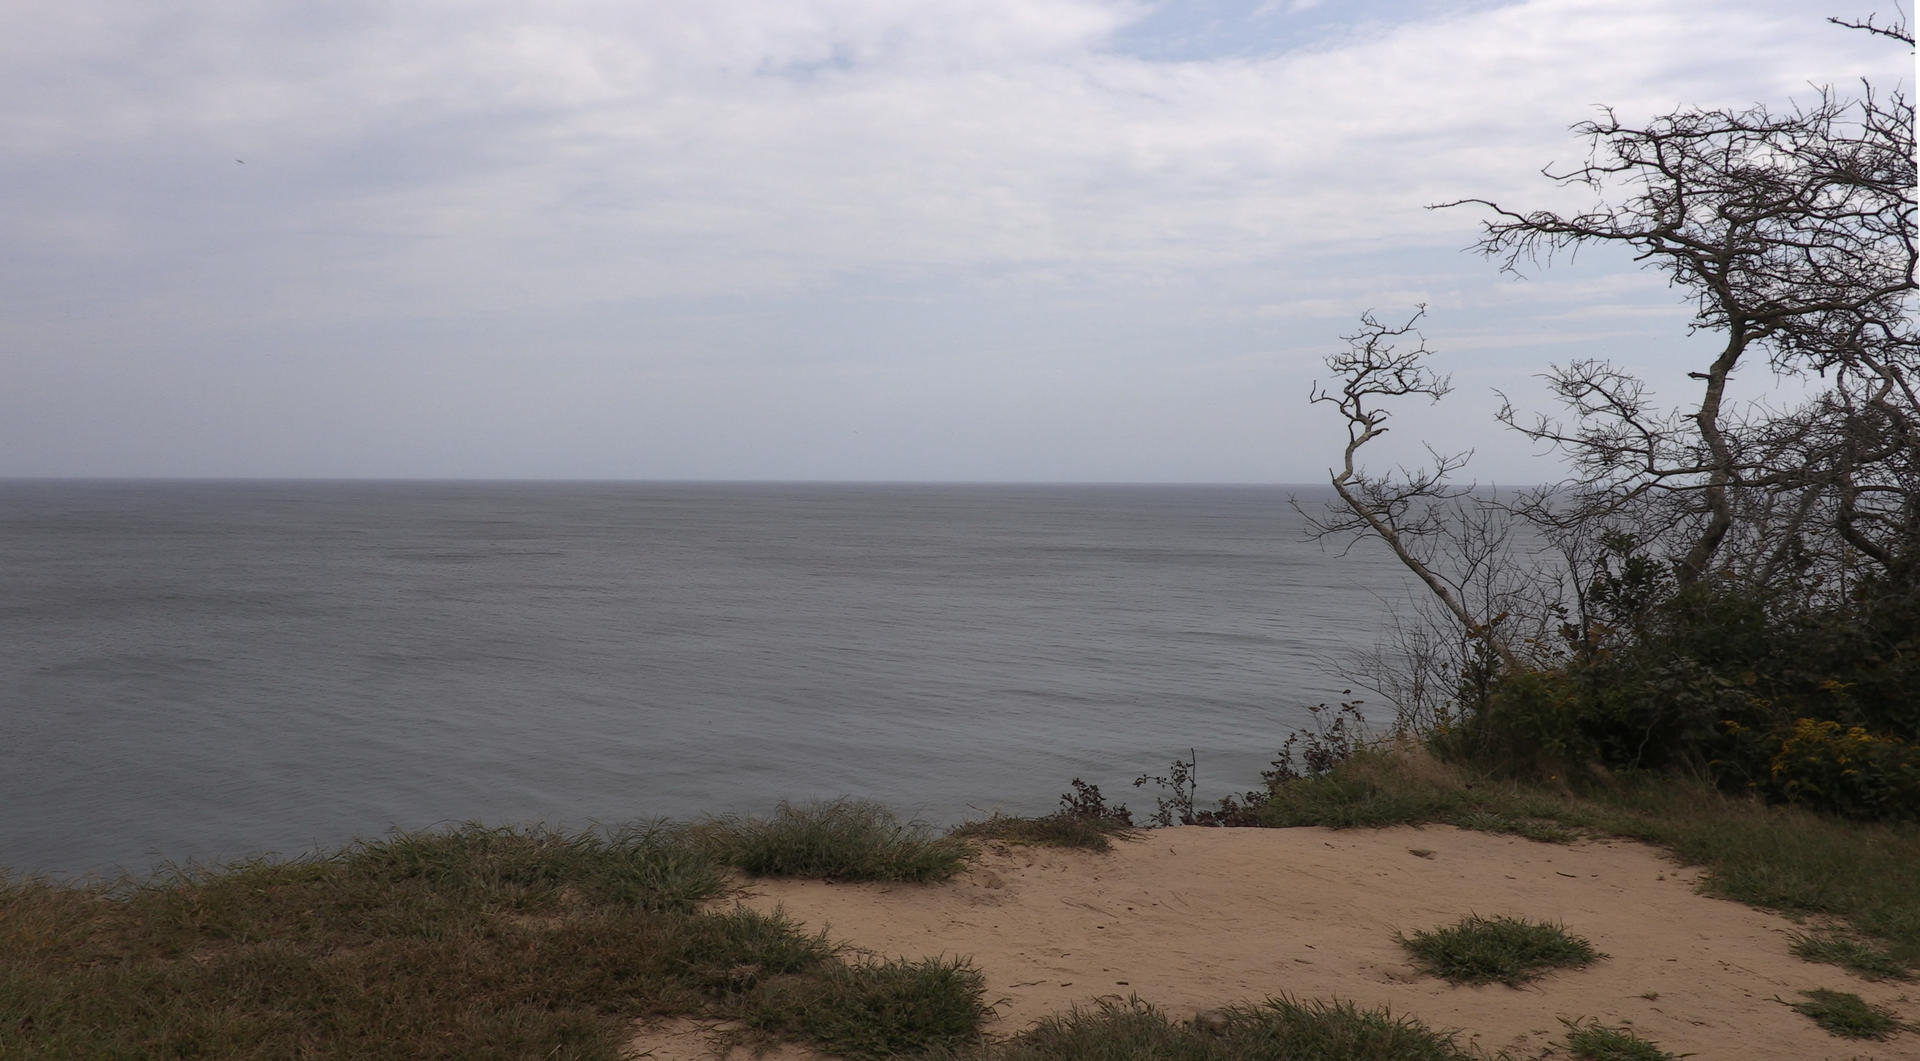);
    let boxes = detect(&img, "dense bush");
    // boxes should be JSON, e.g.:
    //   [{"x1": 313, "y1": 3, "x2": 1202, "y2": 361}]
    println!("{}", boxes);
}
[
  {"x1": 1441, "y1": 556, "x2": 1920, "y2": 821},
  {"x1": 1763, "y1": 719, "x2": 1920, "y2": 822}
]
